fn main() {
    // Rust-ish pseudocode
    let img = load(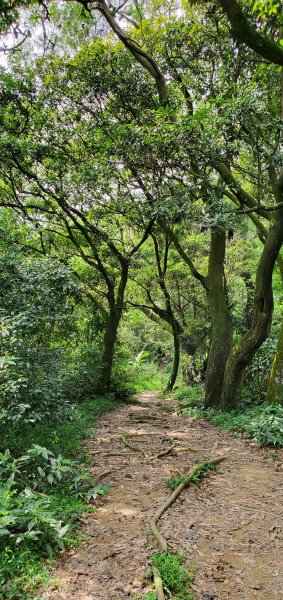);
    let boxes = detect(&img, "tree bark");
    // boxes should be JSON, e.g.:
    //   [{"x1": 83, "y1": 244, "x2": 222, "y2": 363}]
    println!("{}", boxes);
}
[
  {"x1": 165, "y1": 321, "x2": 181, "y2": 391},
  {"x1": 96, "y1": 261, "x2": 129, "y2": 394},
  {"x1": 204, "y1": 226, "x2": 233, "y2": 408},
  {"x1": 96, "y1": 308, "x2": 120, "y2": 395},
  {"x1": 265, "y1": 254, "x2": 283, "y2": 404},
  {"x1": 266, "y1": 317, "x2": 283, "y2": 405},
  {"x1": 241, "y1": 271, "x2": 255, "y2": 332},
  {"x1": 220, "y1": 218, "x2": 283, "y2": 409}
]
